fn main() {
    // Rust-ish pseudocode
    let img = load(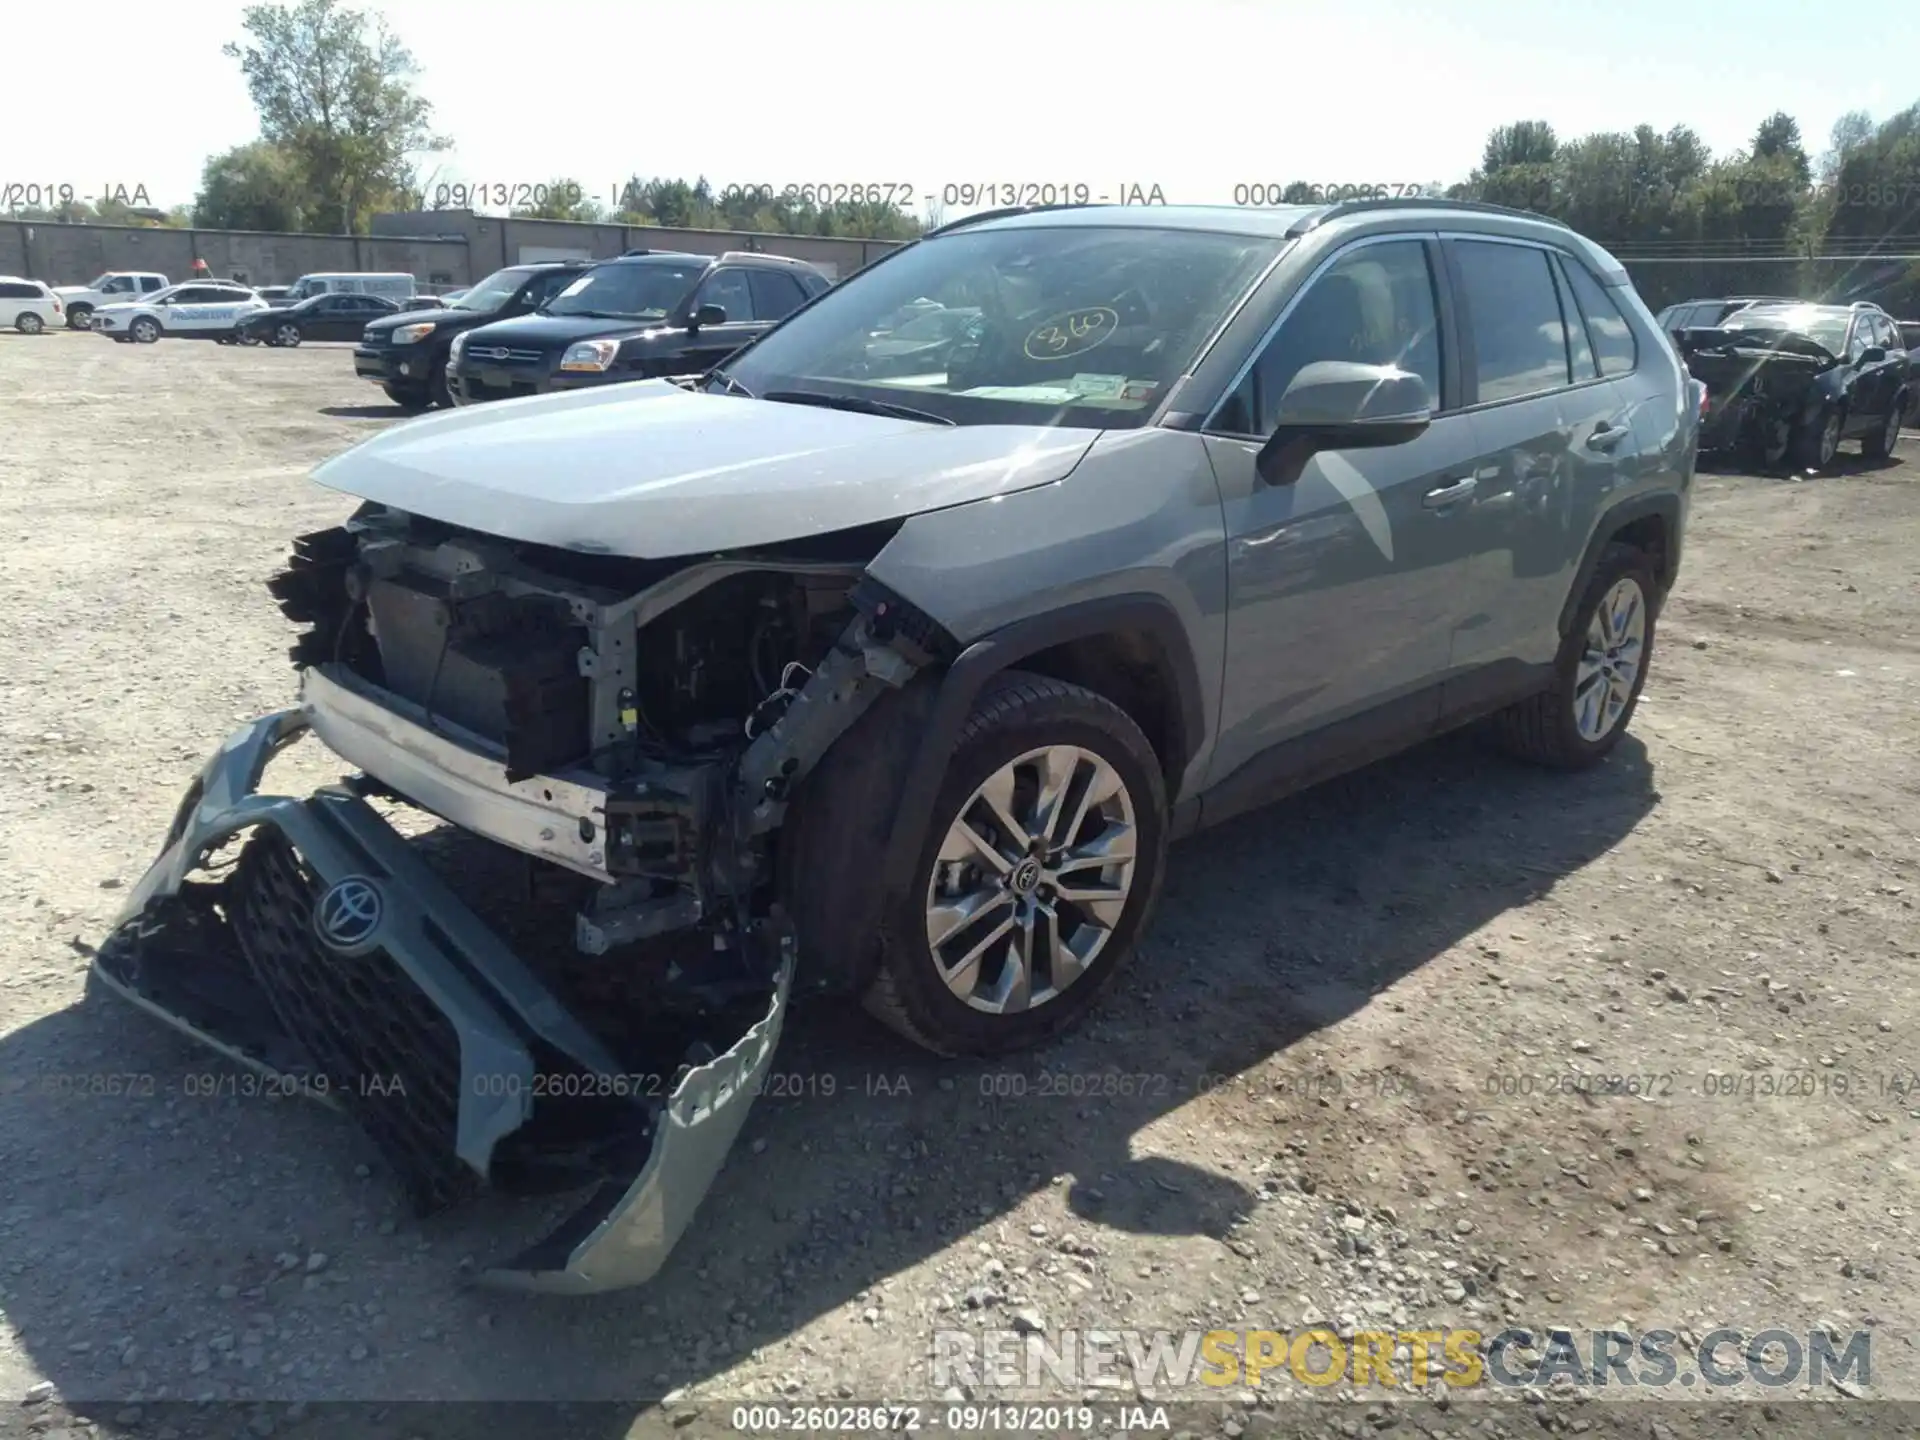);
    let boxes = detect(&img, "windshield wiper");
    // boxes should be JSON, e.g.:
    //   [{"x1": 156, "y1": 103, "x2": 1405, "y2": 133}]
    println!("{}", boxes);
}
[
  {"x1": 760, "y1": 389, "x2": 955, "y2": 426},
  {"x1": 705, "y1": 369, "x2": 754, "y2": 398}
]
